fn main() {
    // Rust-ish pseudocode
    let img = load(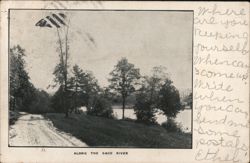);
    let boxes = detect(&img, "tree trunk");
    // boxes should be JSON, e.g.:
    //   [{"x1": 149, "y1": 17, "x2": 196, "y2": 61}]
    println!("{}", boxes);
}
[
  {"x1": 64, "y1": 25, "x2": 69, "y2": 118},
  {"x1": 122, "y1": 97, "x2": 126, "y2": 119},
  {"x1": 74, "y1": 83, "x2": 77, "y2": 113},
  {"x1": 62, "y1": 87, "x2": 68, "y2": 118},
  {"x1": 64, "y1": 98, "x2": 69, "y2": 117}
]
